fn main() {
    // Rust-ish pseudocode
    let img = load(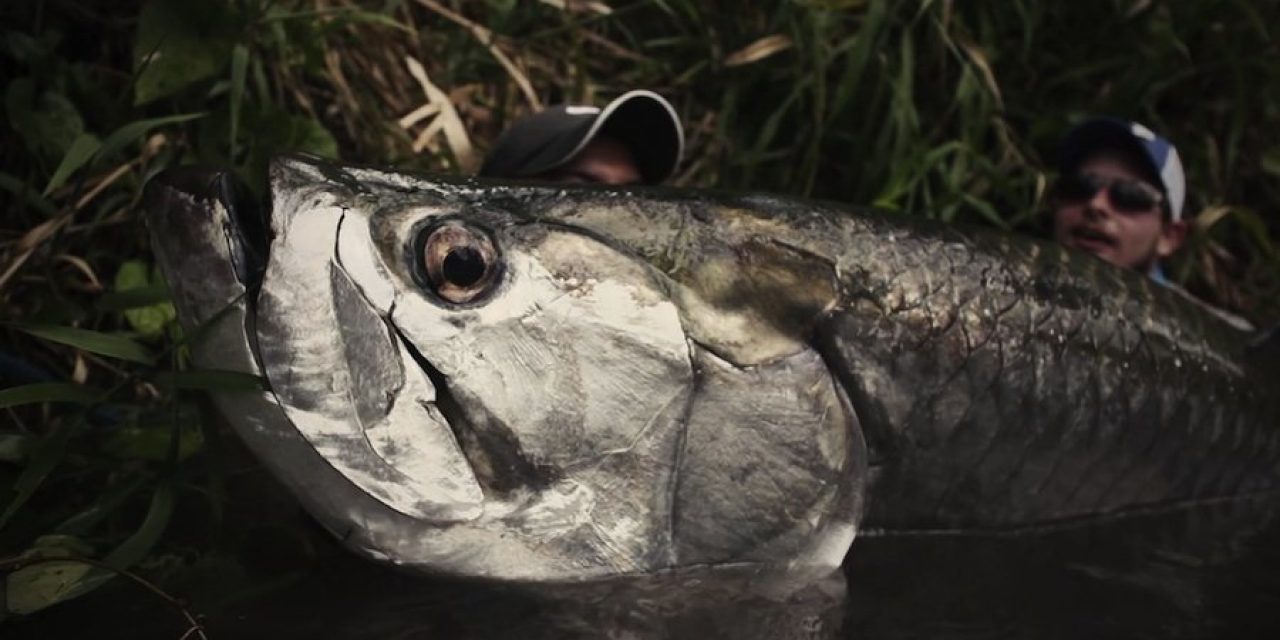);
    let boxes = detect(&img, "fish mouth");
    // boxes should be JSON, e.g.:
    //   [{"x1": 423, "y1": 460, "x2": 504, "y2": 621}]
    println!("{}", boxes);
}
[{"x1": 143, "y1": 165, "x2": 271, "y2": 288}]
